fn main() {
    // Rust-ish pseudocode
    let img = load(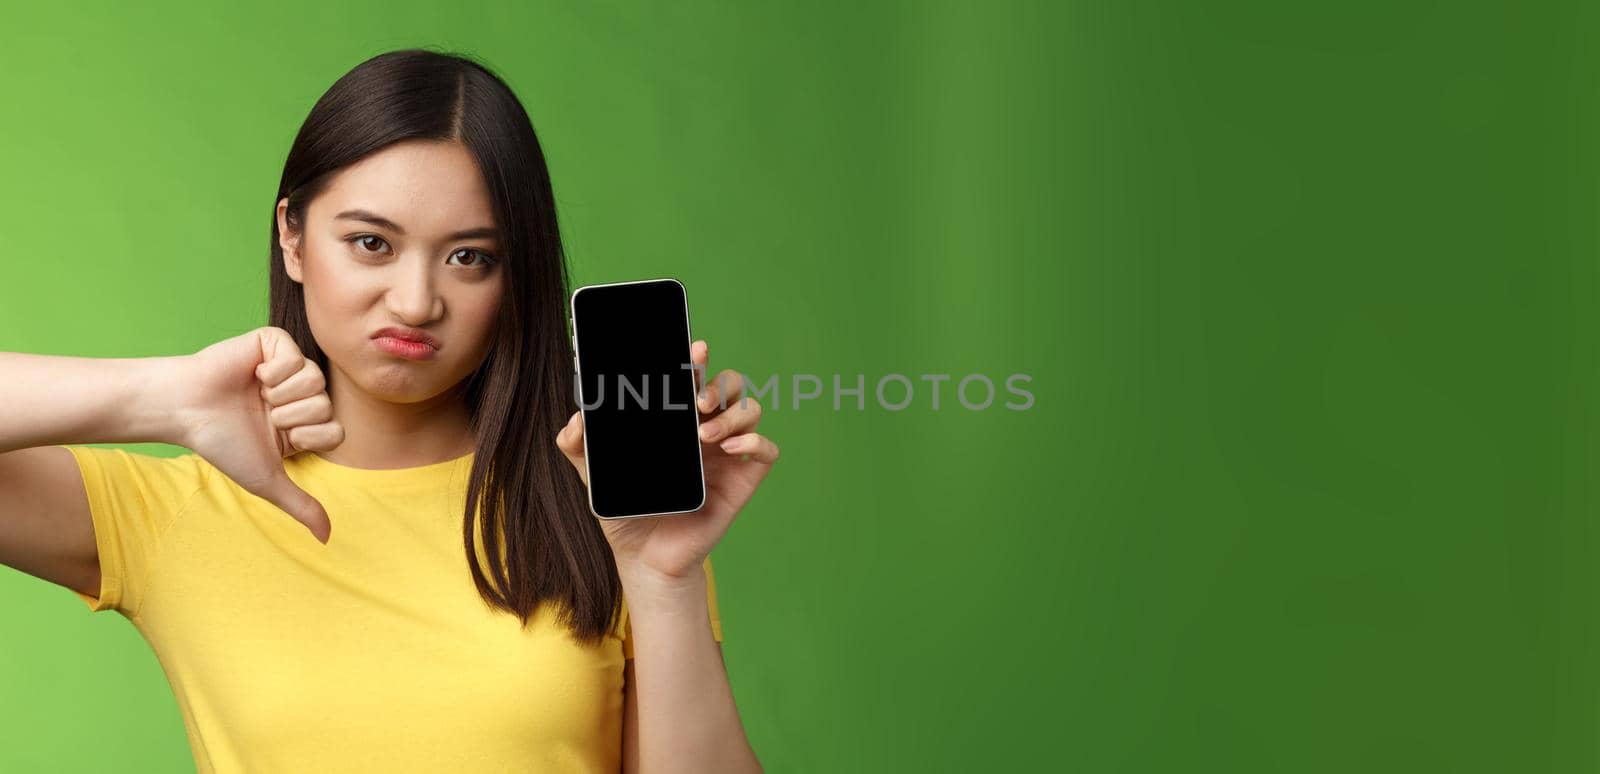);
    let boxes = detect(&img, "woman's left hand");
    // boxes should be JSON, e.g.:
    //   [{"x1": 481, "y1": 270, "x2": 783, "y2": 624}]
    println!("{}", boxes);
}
[{"x1": 555, "y1": 339, "x2": 779, "y2": 583}]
